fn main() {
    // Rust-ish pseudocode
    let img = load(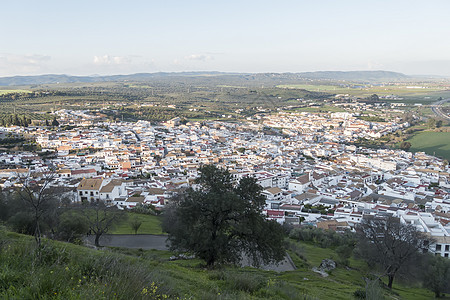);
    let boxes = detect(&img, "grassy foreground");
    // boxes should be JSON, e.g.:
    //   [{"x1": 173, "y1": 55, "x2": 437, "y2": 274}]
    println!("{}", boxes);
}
[{"x1": 0, "y1": 227, "x2": 434, "y2": 299}]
